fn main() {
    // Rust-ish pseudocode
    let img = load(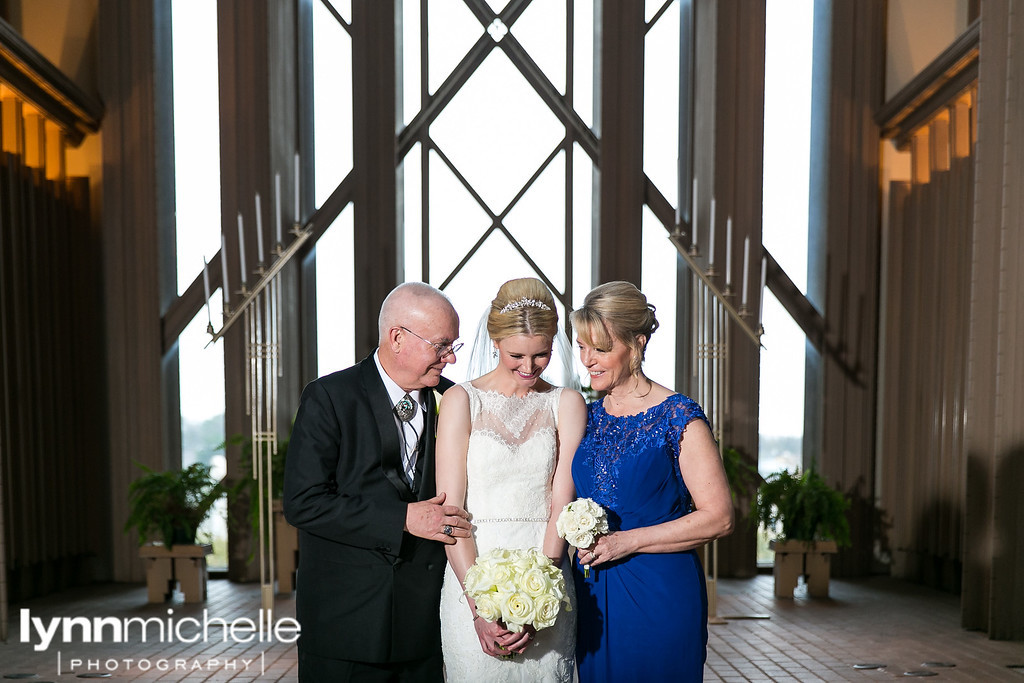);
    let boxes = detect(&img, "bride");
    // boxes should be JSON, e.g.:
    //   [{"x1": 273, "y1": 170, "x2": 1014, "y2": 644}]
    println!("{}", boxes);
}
[{"x1": 435, "y1": 277, "x2": 586, "y2": 682}]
